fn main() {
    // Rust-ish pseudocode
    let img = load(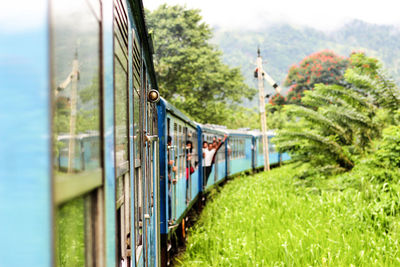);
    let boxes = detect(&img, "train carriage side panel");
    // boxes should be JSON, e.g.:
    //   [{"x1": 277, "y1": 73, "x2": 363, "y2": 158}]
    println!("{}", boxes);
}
[
  {"x1": 160, "y1": 99, "x2": 202, "y2": 230},
  {"x1": 269, "y1": 136, "x2": 280, "y2": 165},
  {"x1": 228, "y1": 134, "x2": 253, "y2": 175},
  {"x1": 0, "y1": 2, "x2": 52, "y2": 264}
]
